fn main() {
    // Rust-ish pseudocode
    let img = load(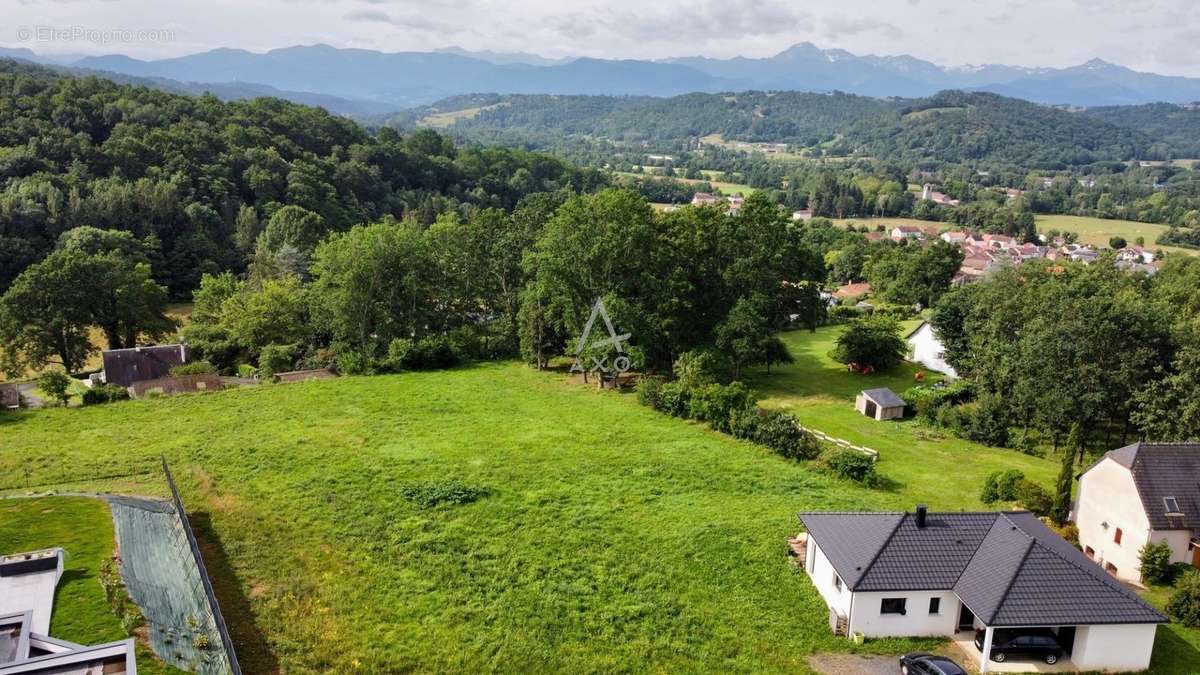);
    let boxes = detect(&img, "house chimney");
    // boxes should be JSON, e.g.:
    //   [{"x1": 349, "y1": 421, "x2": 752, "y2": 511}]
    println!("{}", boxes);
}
[{"x1": 915, "y1": 504, "x2": 928, "y2": 529}]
